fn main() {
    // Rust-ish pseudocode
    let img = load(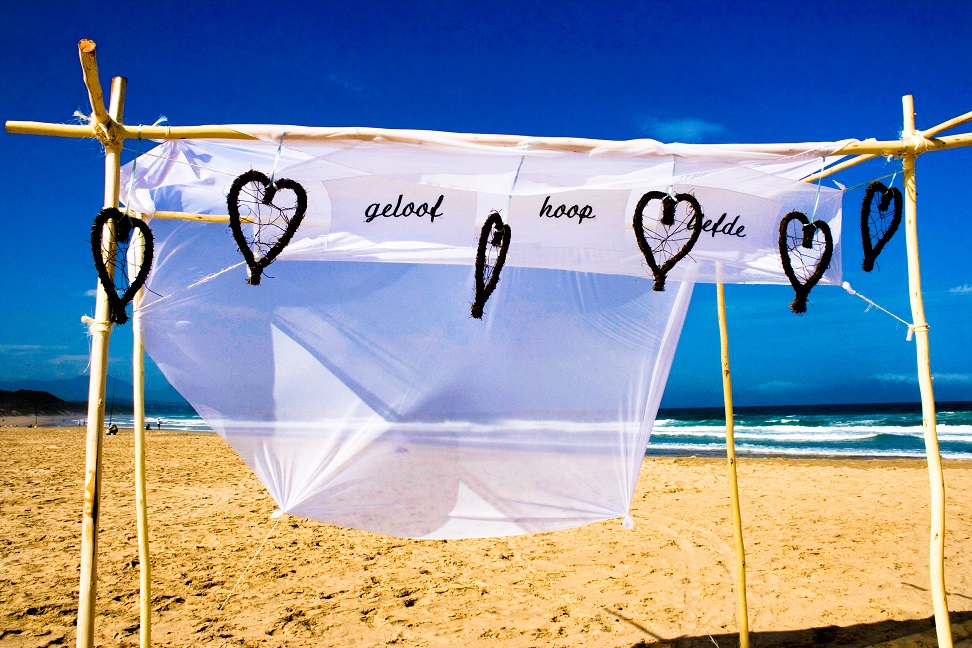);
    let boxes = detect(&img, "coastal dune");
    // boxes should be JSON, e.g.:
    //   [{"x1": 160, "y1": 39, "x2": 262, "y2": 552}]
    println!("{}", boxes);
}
[{"x1": 1, "y1": 427, "x2": 971, "y2": 647}]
